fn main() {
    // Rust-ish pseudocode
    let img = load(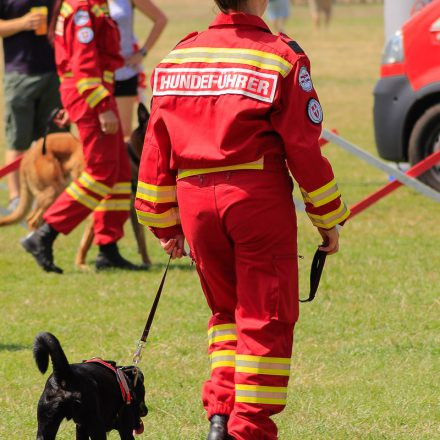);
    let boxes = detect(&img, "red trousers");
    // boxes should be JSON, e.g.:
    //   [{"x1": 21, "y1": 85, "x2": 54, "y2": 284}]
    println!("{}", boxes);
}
[
  {"x1": 44, "y1": 99, "x2": 131, "y2": 245},
  {"x1": 177, "y1": 168, "x2": 299, "y2": 440}
]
